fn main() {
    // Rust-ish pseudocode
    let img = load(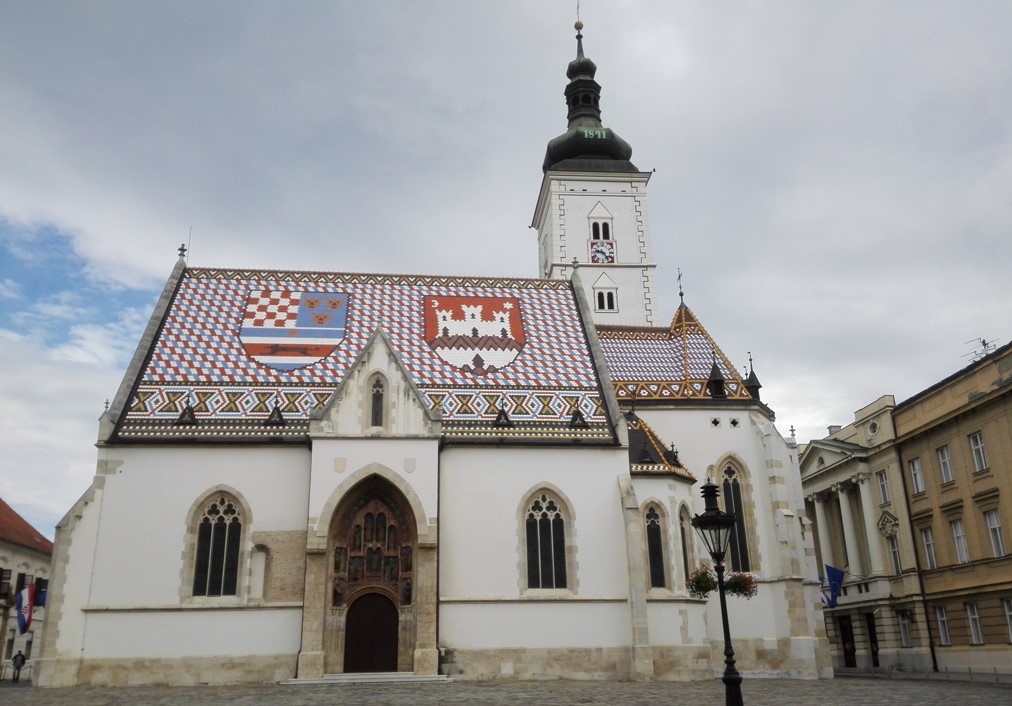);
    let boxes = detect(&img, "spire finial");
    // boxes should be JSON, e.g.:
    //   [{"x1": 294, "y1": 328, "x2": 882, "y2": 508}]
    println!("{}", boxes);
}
[
  {"x1": 748, "y1": 351, "x2": 754, "y2": 373},
  {"x1": 178, "y1": 243, "x2": 187, "y2": 258},
  {"x1": 677, "y1": 268, "x2": 685, "y2": 304}
]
